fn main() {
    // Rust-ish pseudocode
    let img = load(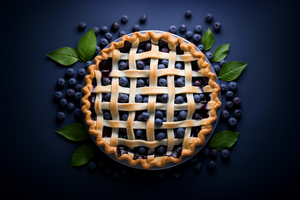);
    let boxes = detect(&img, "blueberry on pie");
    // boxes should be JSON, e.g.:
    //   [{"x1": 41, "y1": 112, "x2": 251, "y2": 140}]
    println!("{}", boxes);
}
[{"x1": 81, "y1": 31, "x2": 221, "y2": 169}]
